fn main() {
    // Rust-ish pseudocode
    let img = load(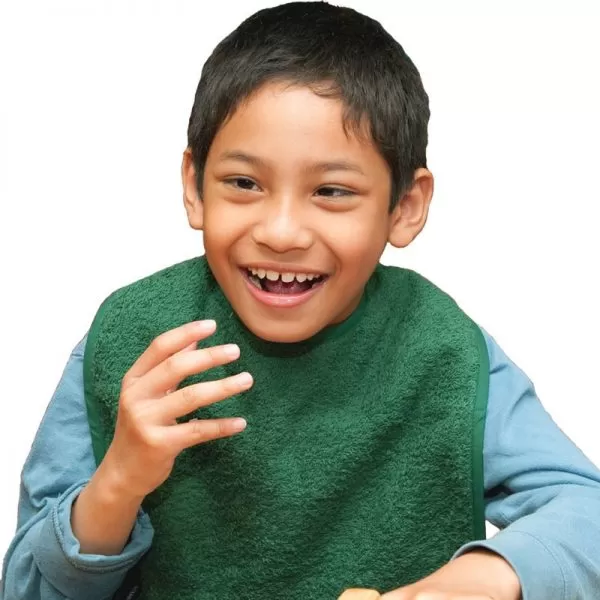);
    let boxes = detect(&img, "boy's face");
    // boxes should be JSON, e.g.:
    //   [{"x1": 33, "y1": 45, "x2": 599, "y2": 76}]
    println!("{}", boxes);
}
[{"x1": 183, "y1": 82, "x2": 433, "y2": 343}]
